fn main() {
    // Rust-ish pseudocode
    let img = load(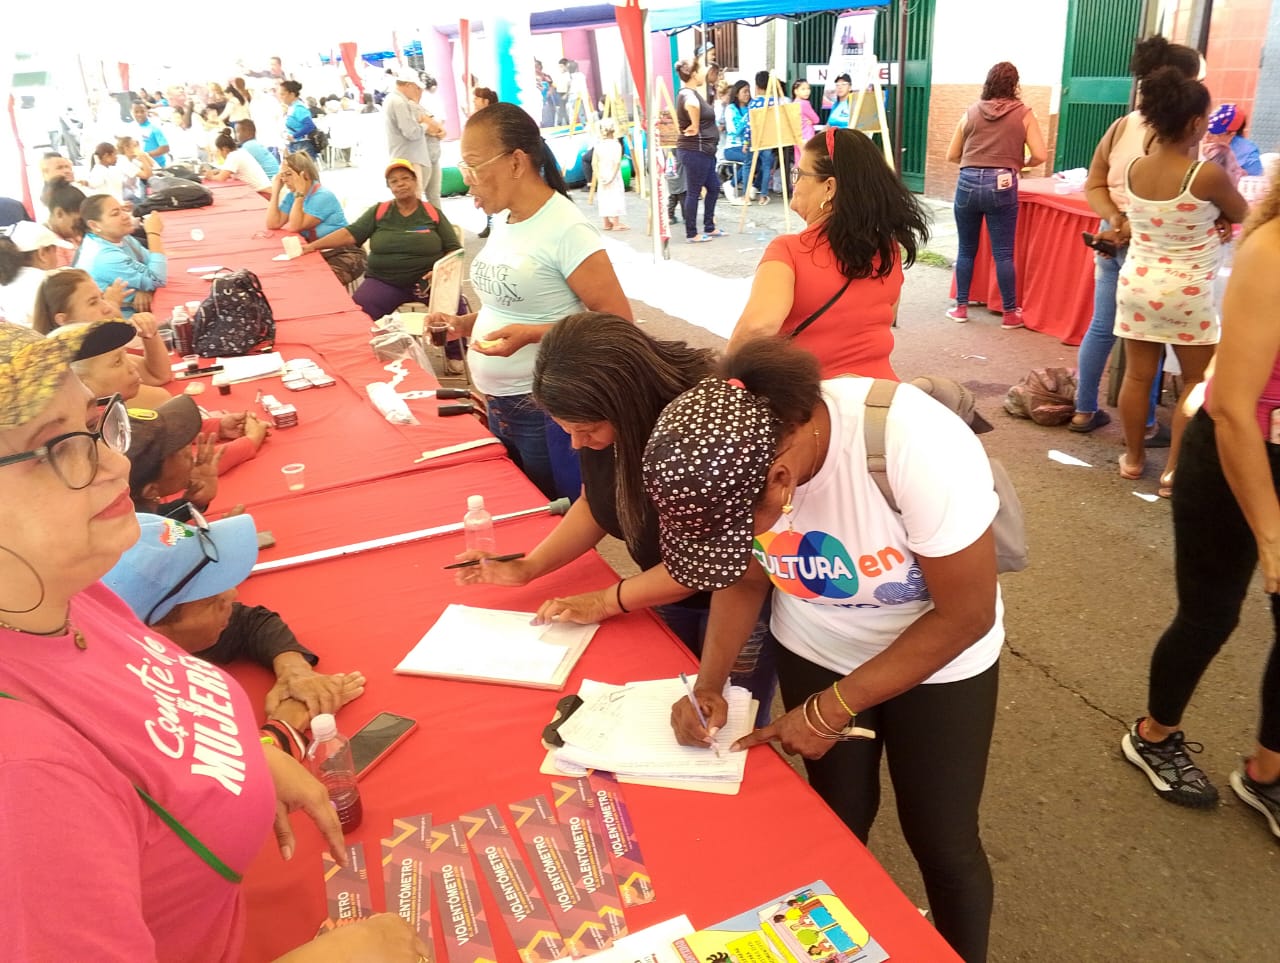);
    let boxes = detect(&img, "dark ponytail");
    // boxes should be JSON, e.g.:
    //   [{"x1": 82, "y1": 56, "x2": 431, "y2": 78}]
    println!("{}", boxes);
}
[
  {"x1": 472, "y1": 102, "x2": 570, "y2": 199},
  {"x1": 720, "y1": 338, "x2": 823, "y2": 433},
  {"x1": 1138, "y1": 66, "x2": 1210, "y2": 142},
  {"x1": 1130, "y1": 35, "x2": 1201, "y2": 82}
]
